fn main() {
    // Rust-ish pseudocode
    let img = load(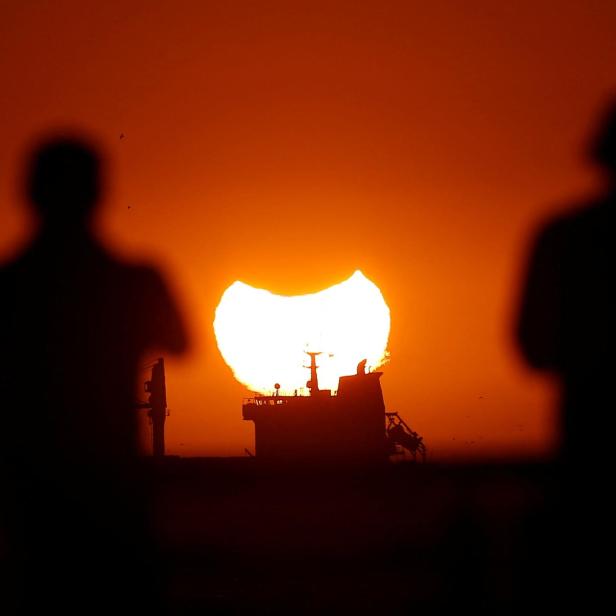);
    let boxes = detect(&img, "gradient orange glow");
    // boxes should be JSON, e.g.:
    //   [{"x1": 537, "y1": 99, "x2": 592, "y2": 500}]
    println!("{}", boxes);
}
[
  {"x1": 214, "y1": 270, "x2": 390, "y2": 393},
  {"x1": 1, "y1": 1, "x2": 615, "y2": 459}
]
